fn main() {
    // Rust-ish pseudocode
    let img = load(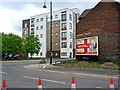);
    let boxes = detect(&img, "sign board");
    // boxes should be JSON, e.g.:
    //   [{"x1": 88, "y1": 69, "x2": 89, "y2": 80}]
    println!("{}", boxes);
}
[{"x1": 76, "y1": 36, "x2": 98, "y2": 55}]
